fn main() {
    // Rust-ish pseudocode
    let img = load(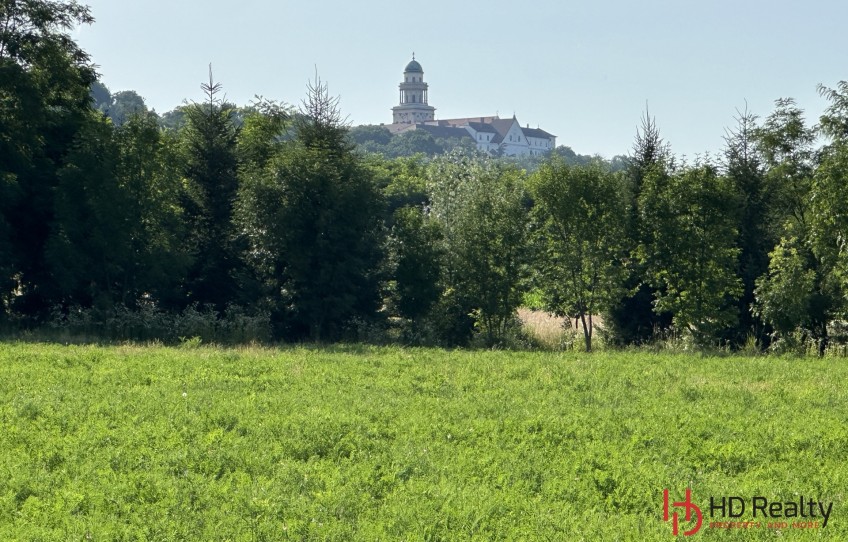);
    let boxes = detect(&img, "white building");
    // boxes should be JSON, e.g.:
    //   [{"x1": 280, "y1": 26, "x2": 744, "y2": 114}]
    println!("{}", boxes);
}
[
  {"x1": 386, "y1": 56, "x2": 556, "y2": 157},
  {"x1": 391, "y1": 55, "x2": 436, "y2": 124}
]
